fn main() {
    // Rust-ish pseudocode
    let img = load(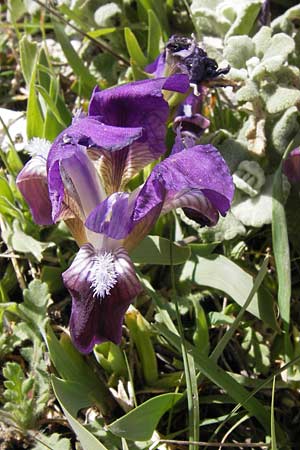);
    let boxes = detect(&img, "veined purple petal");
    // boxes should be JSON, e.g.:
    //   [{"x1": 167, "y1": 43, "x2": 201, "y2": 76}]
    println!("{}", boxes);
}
[
  {"x1": 16, "y1": 156, "x2": 53, "y2": 225},
  {"x1": 63, "y1": 243, "x2": 142, "y2": 353},
  {"x1": 62, "y1": 117, "x2": 144, "y2": 152},
  {"x1": 85, "y1": 192, "x2": 134, "y2": 239},
  {"x1": 134, "y1": 144, "x2": 234, "y2": 226},
  {"x1": 87, "y1": 145, "x2": 234, "y2": 244},
  {"x1": 88, "y1": 76, "x2": 189, "y2": 119},
  {"x1": 283, "y1": 148, "x2": 300, "y2": 184},
  {"x1": 86, "y1": 187, "x2": 163, "y2": 249},
  {"x1": 47, "y1": 137, "x2": 104, "y2": 222},
  {"x1": 87, "y1": 76, "x2": 189, "y2": 192}
]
